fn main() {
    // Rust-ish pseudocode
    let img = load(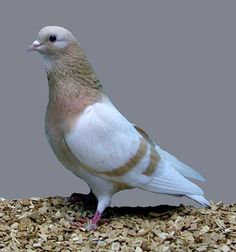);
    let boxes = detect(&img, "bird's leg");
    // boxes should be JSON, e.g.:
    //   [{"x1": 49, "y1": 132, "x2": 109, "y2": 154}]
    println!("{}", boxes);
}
[
  {"x1": 83, "y1": 210, "x2": 102, "y2": 231},
  {"x1": 71, "y1": 195, "x2": 111, "y2": 231},
  {"x1": 83, "y1": 196, "x2": 111, "y2": 231},
  {"x1": 70, "y1": 210, "x2": 102, "y2": 230},
  {"x1": 67, "y1": 190, "x2": 97, "y2": 208}
]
